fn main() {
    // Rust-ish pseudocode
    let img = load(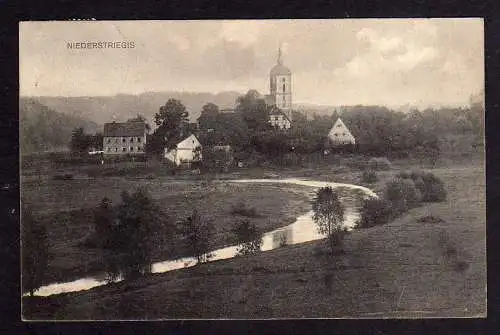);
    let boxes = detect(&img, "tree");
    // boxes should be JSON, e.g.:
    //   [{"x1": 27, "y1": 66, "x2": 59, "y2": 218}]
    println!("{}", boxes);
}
[
  {"x1": 231, "y1": 220, "x2": 263, "y2": 256},
  {"x1": 112, "y1": 188, "x2": 172, "y2": 280},
  {"x1": 93, "y1": 197, "x2": 115, "y2": 248},
  {"x1": 236, "y1": 90, "x2": 271, "y2": 131},
  {"x1": 180, "y1": 209, "x2": 214, "y2": 264},
  {"x1": 22, "y1": 206, "x2": 49, "y2": 296},
  {"x1": 89, "y1": 132, "x2": 103, "y2": 151},
  {"x1": 311, "y1": 187, "x2": 346, "y2": 254},
  {"x1": 128, "y1": 114, "x2": 151, "y2": 133},
  {"x1": 70, "y1": 127, "x2": 91, "y2": 153},
  {"x1": 148, "y1": 99, "x2": 189, "y2": 154},
  {"x1": 198, "y1": 103, "x2": 220, "y2": 130}
]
